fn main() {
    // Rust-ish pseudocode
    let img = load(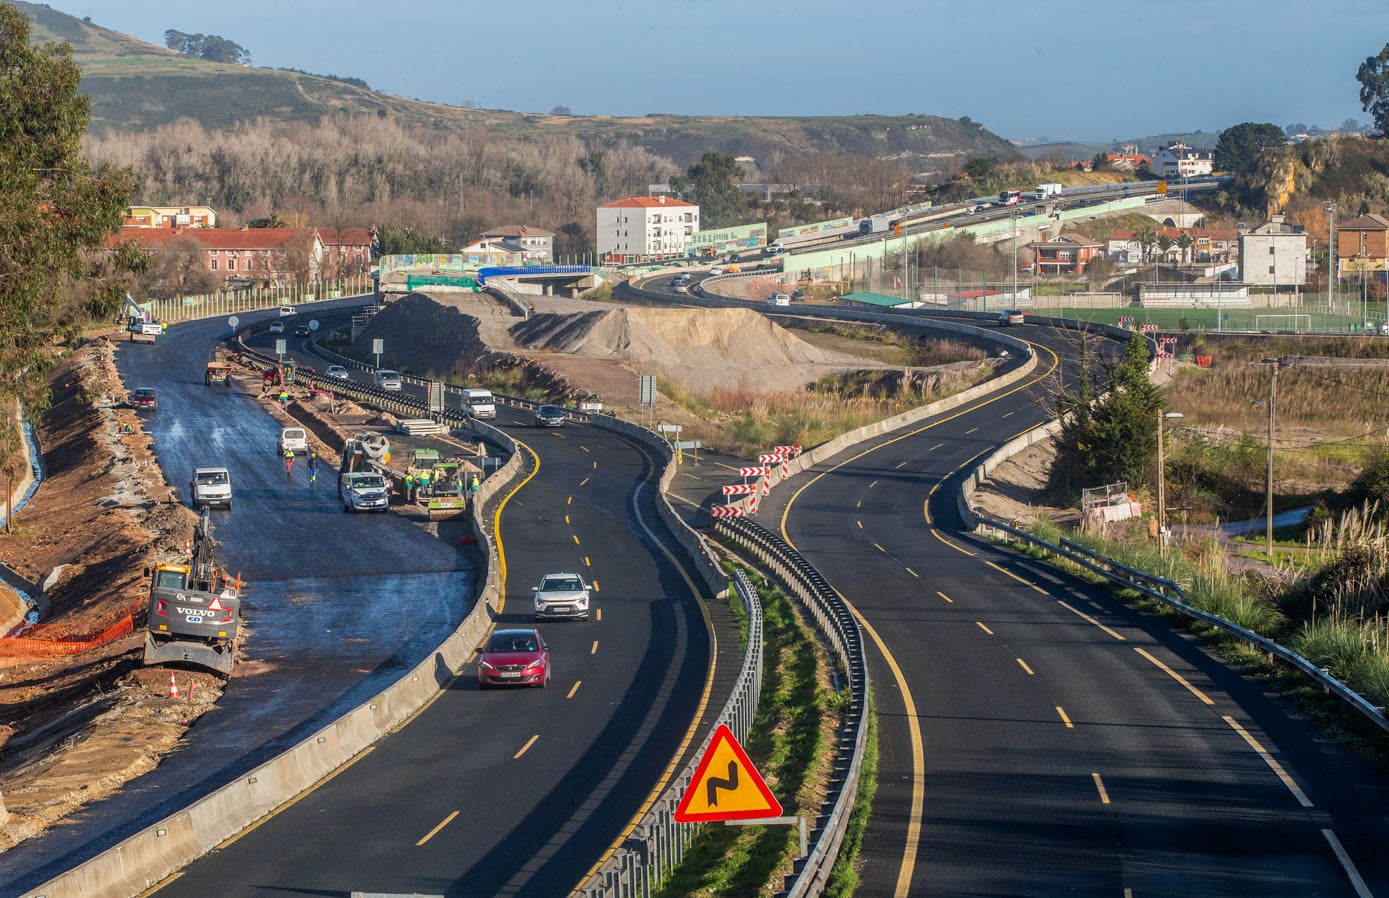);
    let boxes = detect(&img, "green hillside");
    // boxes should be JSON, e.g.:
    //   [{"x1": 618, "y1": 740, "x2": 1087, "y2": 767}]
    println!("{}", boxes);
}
[{"x1": 16, "y1": 1, "x2": 1020, "y2": 170}]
